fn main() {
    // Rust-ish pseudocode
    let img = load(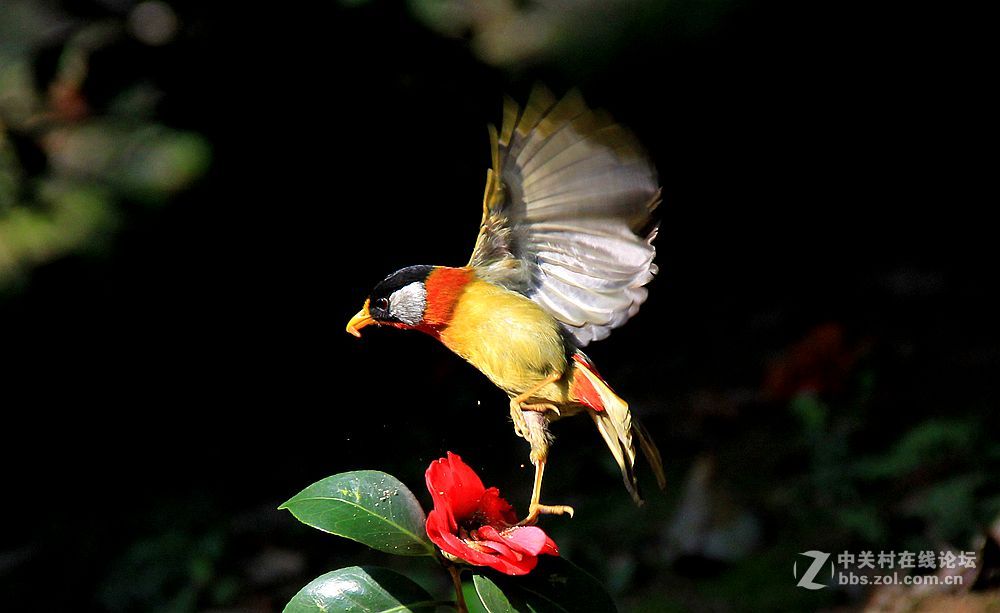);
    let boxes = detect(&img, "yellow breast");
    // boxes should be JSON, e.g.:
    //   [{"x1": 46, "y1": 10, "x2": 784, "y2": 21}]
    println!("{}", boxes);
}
[{"x1": 438, "y1": 277, "x2": 568, "y2": 398}]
